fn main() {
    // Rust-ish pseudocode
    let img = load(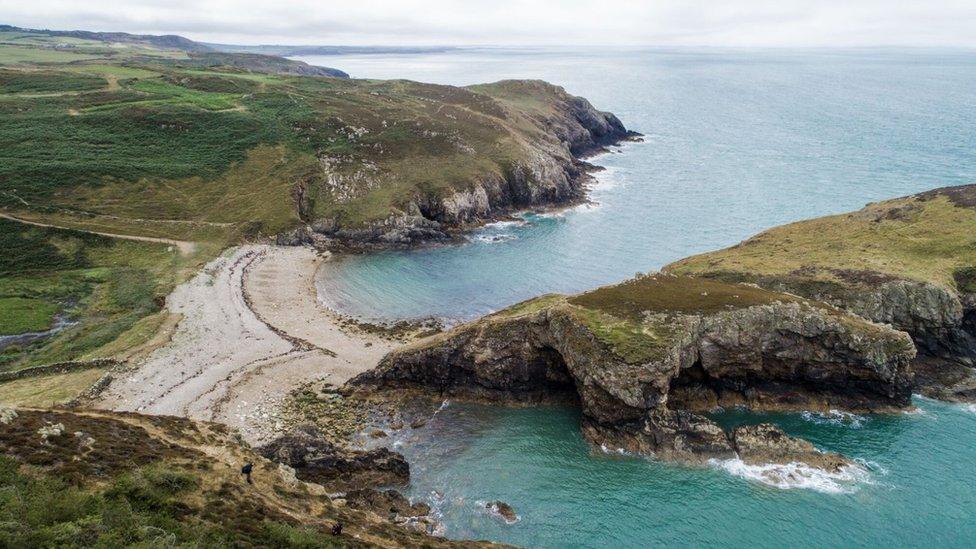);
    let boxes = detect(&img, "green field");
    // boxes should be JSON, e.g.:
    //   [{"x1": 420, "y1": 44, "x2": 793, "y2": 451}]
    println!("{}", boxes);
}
[
  {"x1": 0, "y1": 218, "x2": 216, "y2": 371},
  {"x1": 667, "y1": 188, "x2": 976, "y2": 291}
]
